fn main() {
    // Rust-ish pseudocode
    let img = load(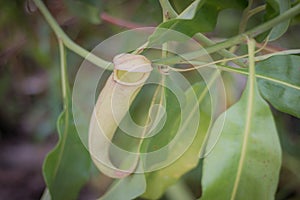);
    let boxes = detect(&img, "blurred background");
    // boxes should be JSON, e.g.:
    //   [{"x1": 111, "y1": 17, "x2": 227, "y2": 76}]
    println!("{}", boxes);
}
[{"x1": 0, "y1": 0, "x2": 299, "y2": 199}]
